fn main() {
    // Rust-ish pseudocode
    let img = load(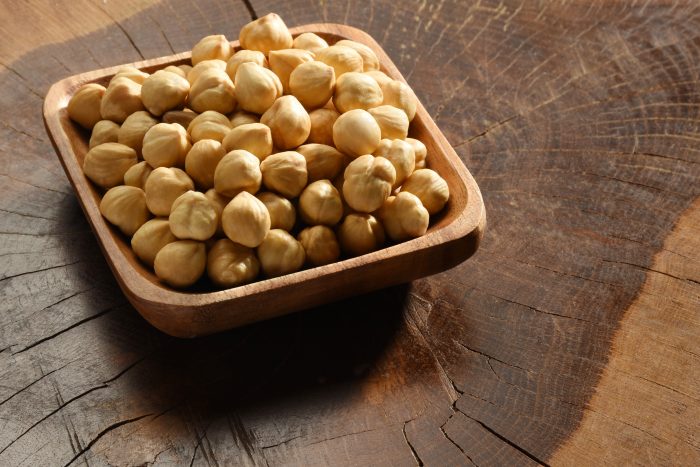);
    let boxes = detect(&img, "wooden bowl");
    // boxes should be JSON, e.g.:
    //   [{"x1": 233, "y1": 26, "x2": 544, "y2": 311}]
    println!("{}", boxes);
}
[{"x1": 43, "y1": 23, "x2": 486, "y2": 337}]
